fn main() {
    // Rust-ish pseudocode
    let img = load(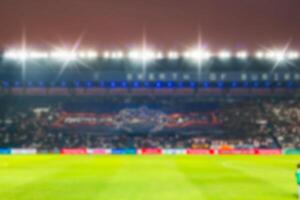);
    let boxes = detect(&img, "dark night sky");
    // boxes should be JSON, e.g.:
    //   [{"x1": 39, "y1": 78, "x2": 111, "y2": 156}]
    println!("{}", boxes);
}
[{"x1": 0, "y1": 0, "x2": 299, "y2": 50}]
